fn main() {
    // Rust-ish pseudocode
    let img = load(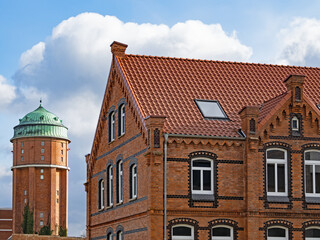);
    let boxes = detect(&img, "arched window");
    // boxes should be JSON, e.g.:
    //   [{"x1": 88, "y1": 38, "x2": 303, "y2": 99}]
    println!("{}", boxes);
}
[
  {"x1": 292, "y1": 116, "x2": 299, "y2": 131},
  {"x1": 118, "y1": 104, "x2": 125, "y2": 136},
  {"x1": 192, "y1": 158, "x2": 213, "y2": 195},
  {"x1": 305, "y1": 150, "x2": 320, "y2": 197},
  {"x1": 107, "y1": 232, "x2": 113, "y2": 240},
  {"x1": 107, "y1": 165, "x2": 113, "y2": 207},
  {"x1": 129, "y1": 164, "x2": 137, "y2": 199},
  {"x1": 116, "y1": 231, "x2": 123, "y2": 240},
  {"x1": 98, "y1": 179, "x2": 105, "y2": 210},
  {"x1": 109, "y1": 111, "x2": 115, "y2": 142},
  {"x1": 212, "y1": 226, "x2": 233, "y2": 240},
  {"x1": 116, "y1": 161, "x2": 123, "y2": 204},
  {"x1": 267, "y1": 227, "x2": 288, "y2": 240},
  {"x1": 266, "y1": 149, "x2": 288, "y2": 196},
  {"x1": 306, "y1": 227, "x2": 320, "y2": 239},
  {"x1": 172, "y1": 225, "x2": 194, "y2": 240}
]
